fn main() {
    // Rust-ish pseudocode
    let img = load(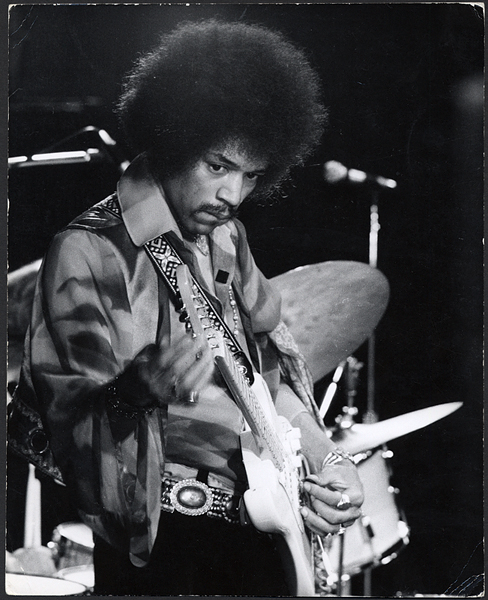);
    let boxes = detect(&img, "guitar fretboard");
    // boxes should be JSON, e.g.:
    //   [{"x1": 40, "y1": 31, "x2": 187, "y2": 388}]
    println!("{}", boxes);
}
[{"x1": 189, "y1": 280, "x2": 286, "y2": 470}]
